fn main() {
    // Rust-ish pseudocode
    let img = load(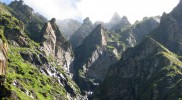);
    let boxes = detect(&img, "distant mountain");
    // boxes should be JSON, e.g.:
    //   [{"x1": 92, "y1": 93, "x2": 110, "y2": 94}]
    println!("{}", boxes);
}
[
  {"x1": 94, "y1": 1, "x2": 182, "y2": 100},
  {"x1": 69, "y1": 17, "x2": 94, "y2": 50},
  {"x1": 57, "y1": 19, "x2": 81, "y2": 39},
  {"x1": 104, "y1": 13, "x2": 131, "y2": 32}
]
